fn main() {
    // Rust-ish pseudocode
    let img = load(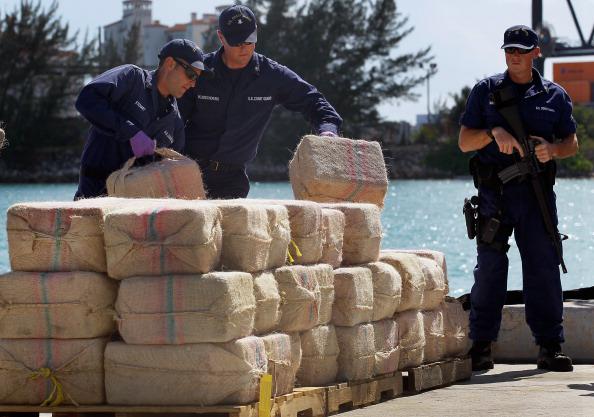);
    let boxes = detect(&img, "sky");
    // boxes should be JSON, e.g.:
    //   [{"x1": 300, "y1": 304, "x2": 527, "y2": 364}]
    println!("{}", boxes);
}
[{"x1": 2, "y1": 0, "x2": 594, "y2": 125}]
